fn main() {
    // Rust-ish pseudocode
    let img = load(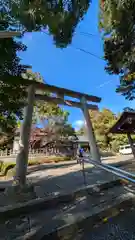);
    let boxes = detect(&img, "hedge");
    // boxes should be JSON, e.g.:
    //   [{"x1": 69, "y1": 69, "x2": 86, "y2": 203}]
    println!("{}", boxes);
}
[{"x1": 0, "y1": 156, "x2": 72, "y2": 176}]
